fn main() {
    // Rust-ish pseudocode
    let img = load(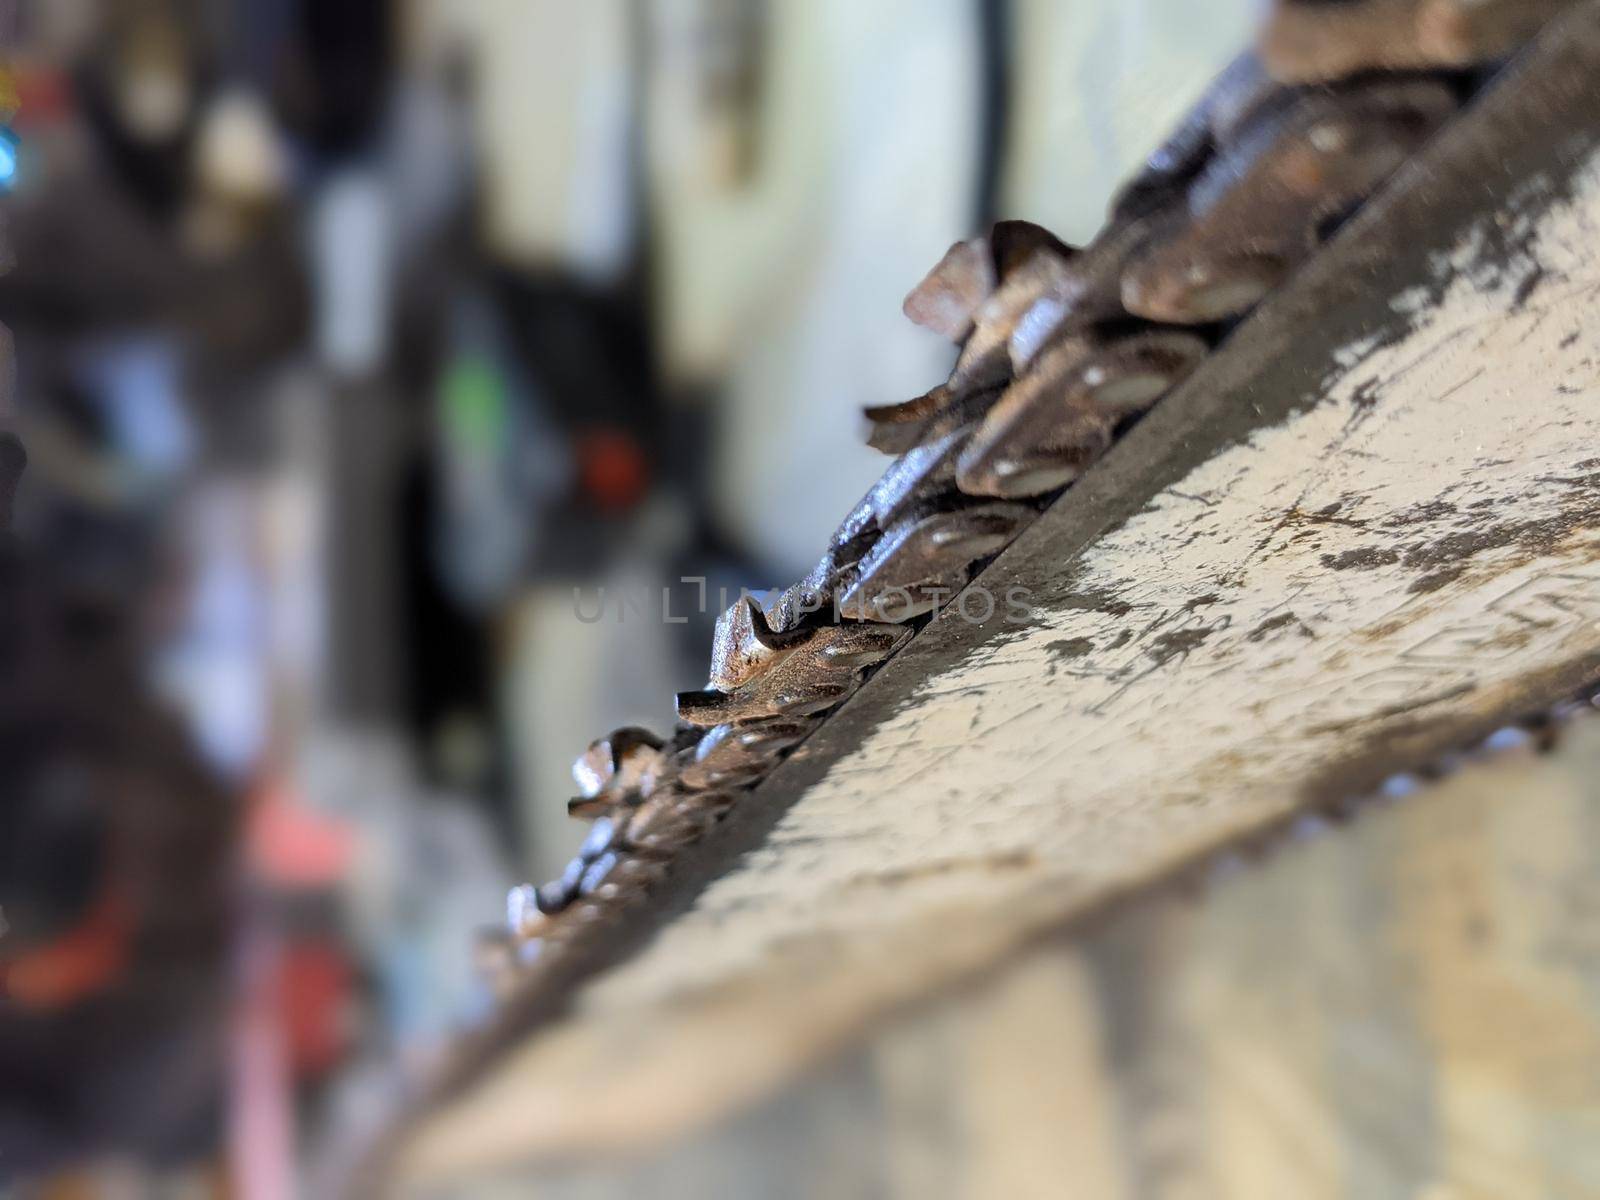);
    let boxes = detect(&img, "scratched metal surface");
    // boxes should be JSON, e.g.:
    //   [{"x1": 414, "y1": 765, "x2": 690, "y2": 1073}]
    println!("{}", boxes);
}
[{"x1": 396, "y1": 15, "x2": 1600, "y2": 1182}]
